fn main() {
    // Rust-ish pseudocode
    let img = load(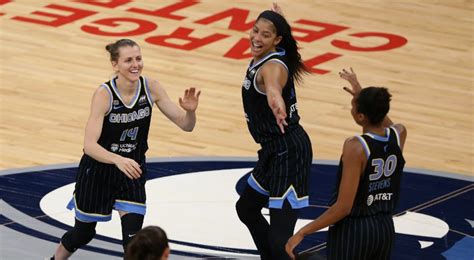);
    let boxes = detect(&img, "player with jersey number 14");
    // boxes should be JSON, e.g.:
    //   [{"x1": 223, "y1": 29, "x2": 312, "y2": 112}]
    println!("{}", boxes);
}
[{"x1": 50, "y1": 39, "x2": 201, "y2": 260}]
